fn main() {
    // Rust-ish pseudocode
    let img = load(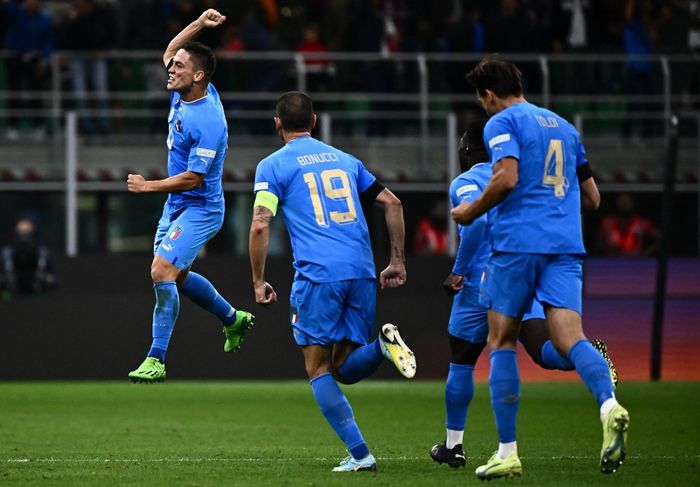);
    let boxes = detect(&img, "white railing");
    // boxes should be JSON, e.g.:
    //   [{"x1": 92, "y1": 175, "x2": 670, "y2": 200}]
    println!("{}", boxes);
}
[{"x1": 1, "y1": 50, "x2": 699, "y2": 255}]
